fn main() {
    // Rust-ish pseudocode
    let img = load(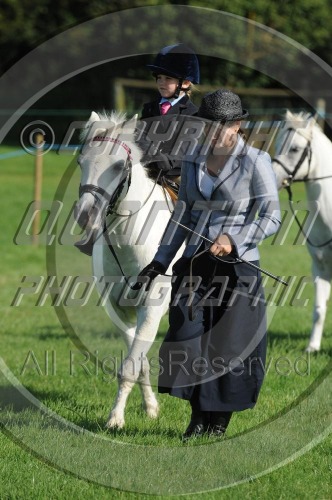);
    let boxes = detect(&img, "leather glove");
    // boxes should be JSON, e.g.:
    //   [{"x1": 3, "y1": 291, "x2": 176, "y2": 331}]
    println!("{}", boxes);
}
[{"x1": 132, "y1": 260, "x2": 166, "y2": 291}]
